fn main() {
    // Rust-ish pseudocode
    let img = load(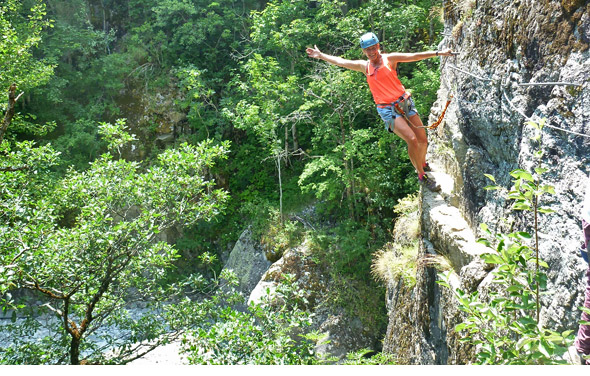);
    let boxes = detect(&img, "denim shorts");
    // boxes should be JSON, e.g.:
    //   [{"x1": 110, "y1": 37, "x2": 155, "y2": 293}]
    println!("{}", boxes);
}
[{"x1": 376, "y1": 97, "x2": 418, "y2": 133}]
